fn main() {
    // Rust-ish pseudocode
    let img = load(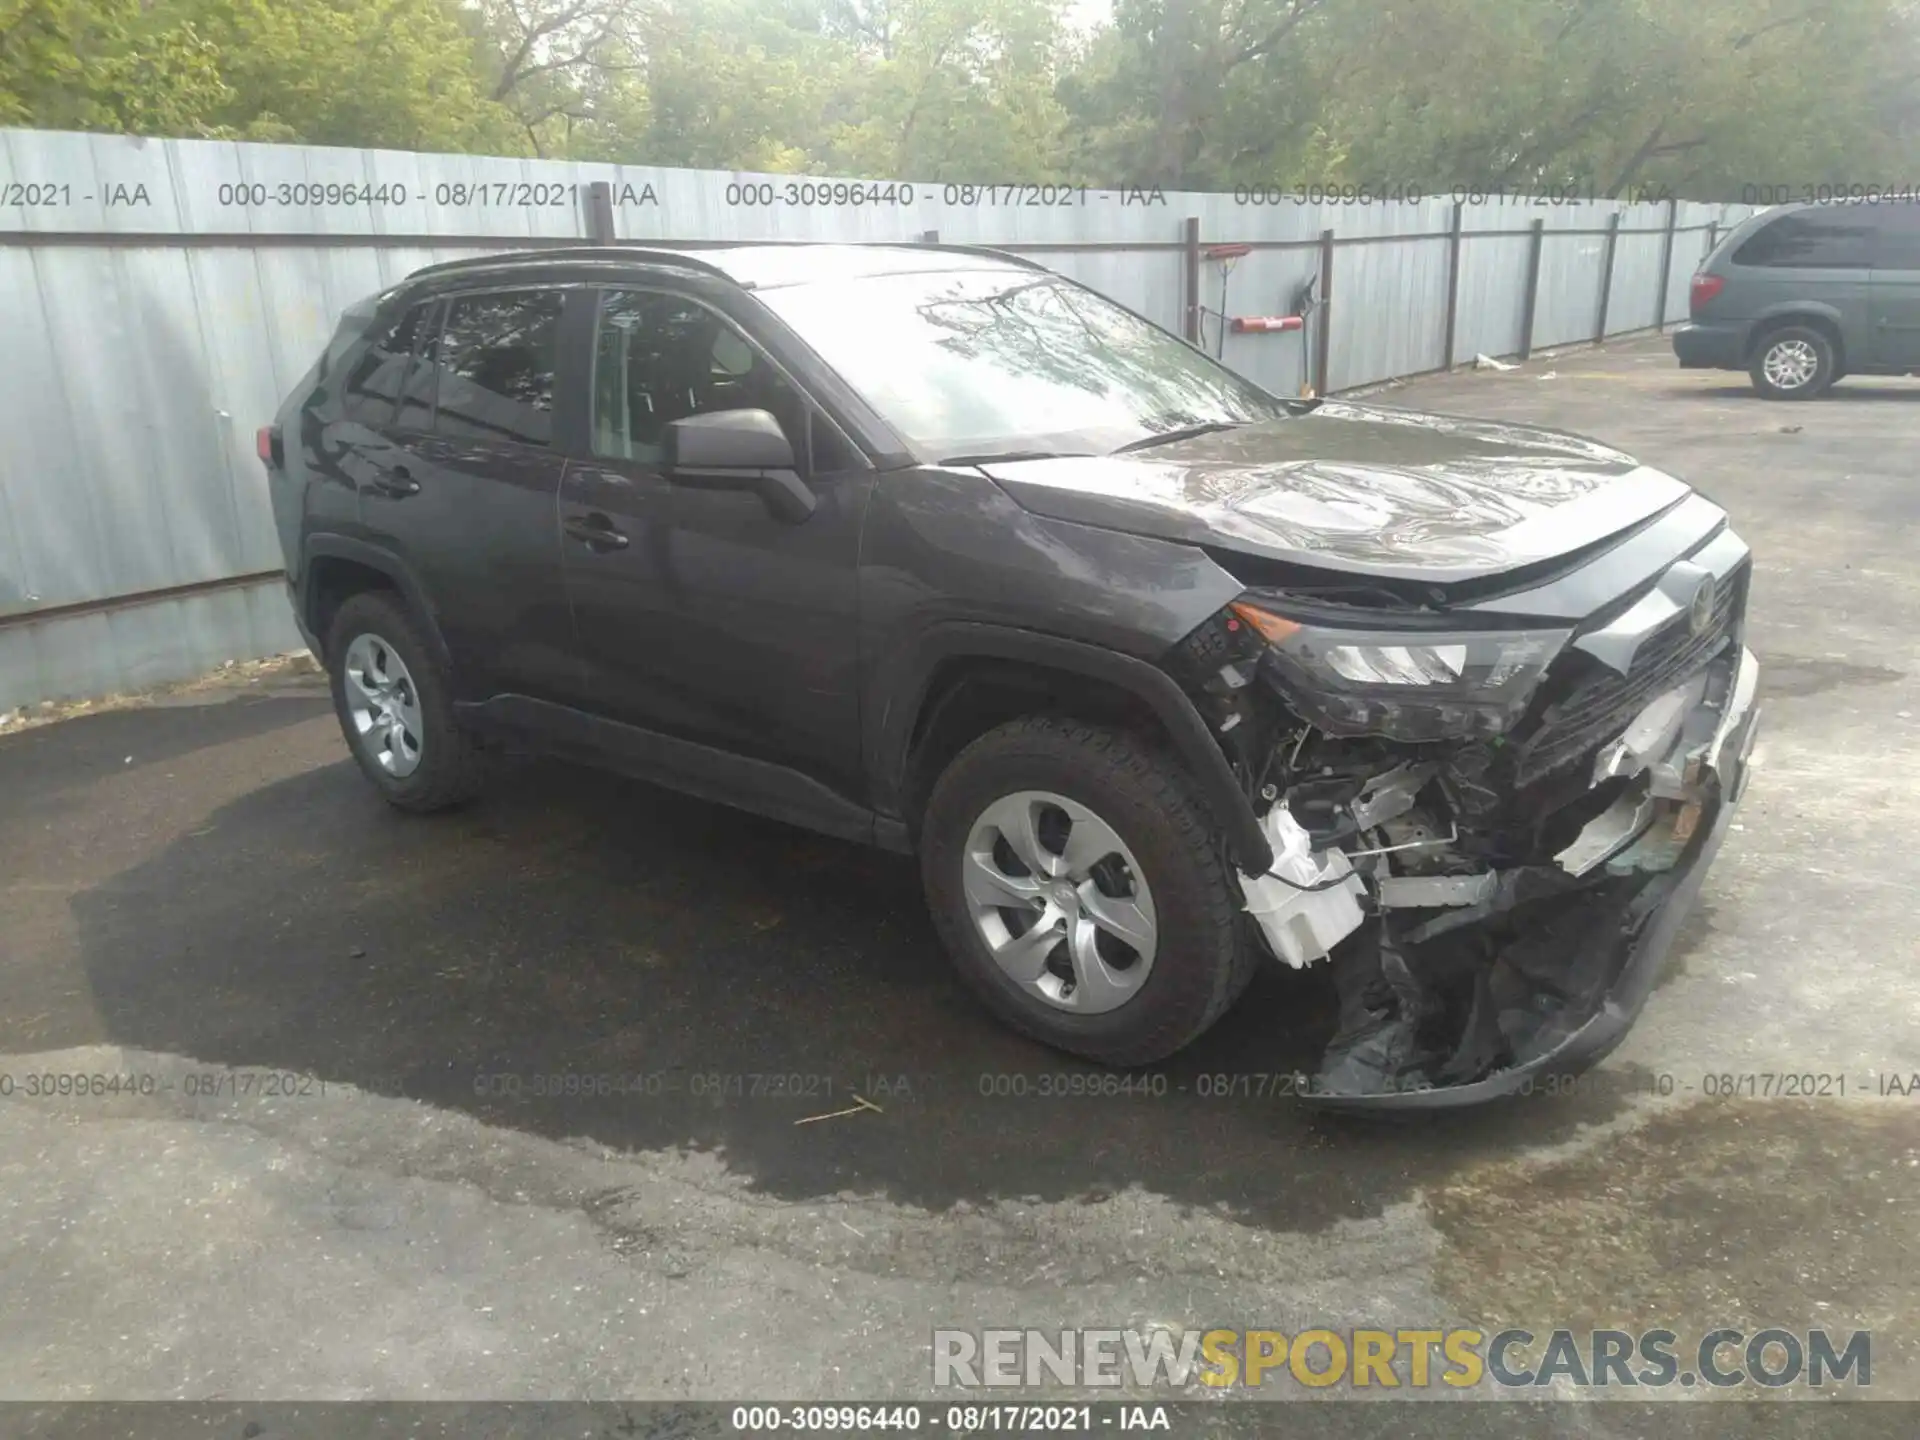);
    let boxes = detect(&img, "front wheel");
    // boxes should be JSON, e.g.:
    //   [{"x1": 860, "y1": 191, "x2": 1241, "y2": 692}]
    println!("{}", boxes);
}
[
  {"x1": 1749, "y1": 325, "x2": 1836, "y2": 400},
  {"x1": 919, "y1": 717, "x2": 1256, "y2": 1066}
]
